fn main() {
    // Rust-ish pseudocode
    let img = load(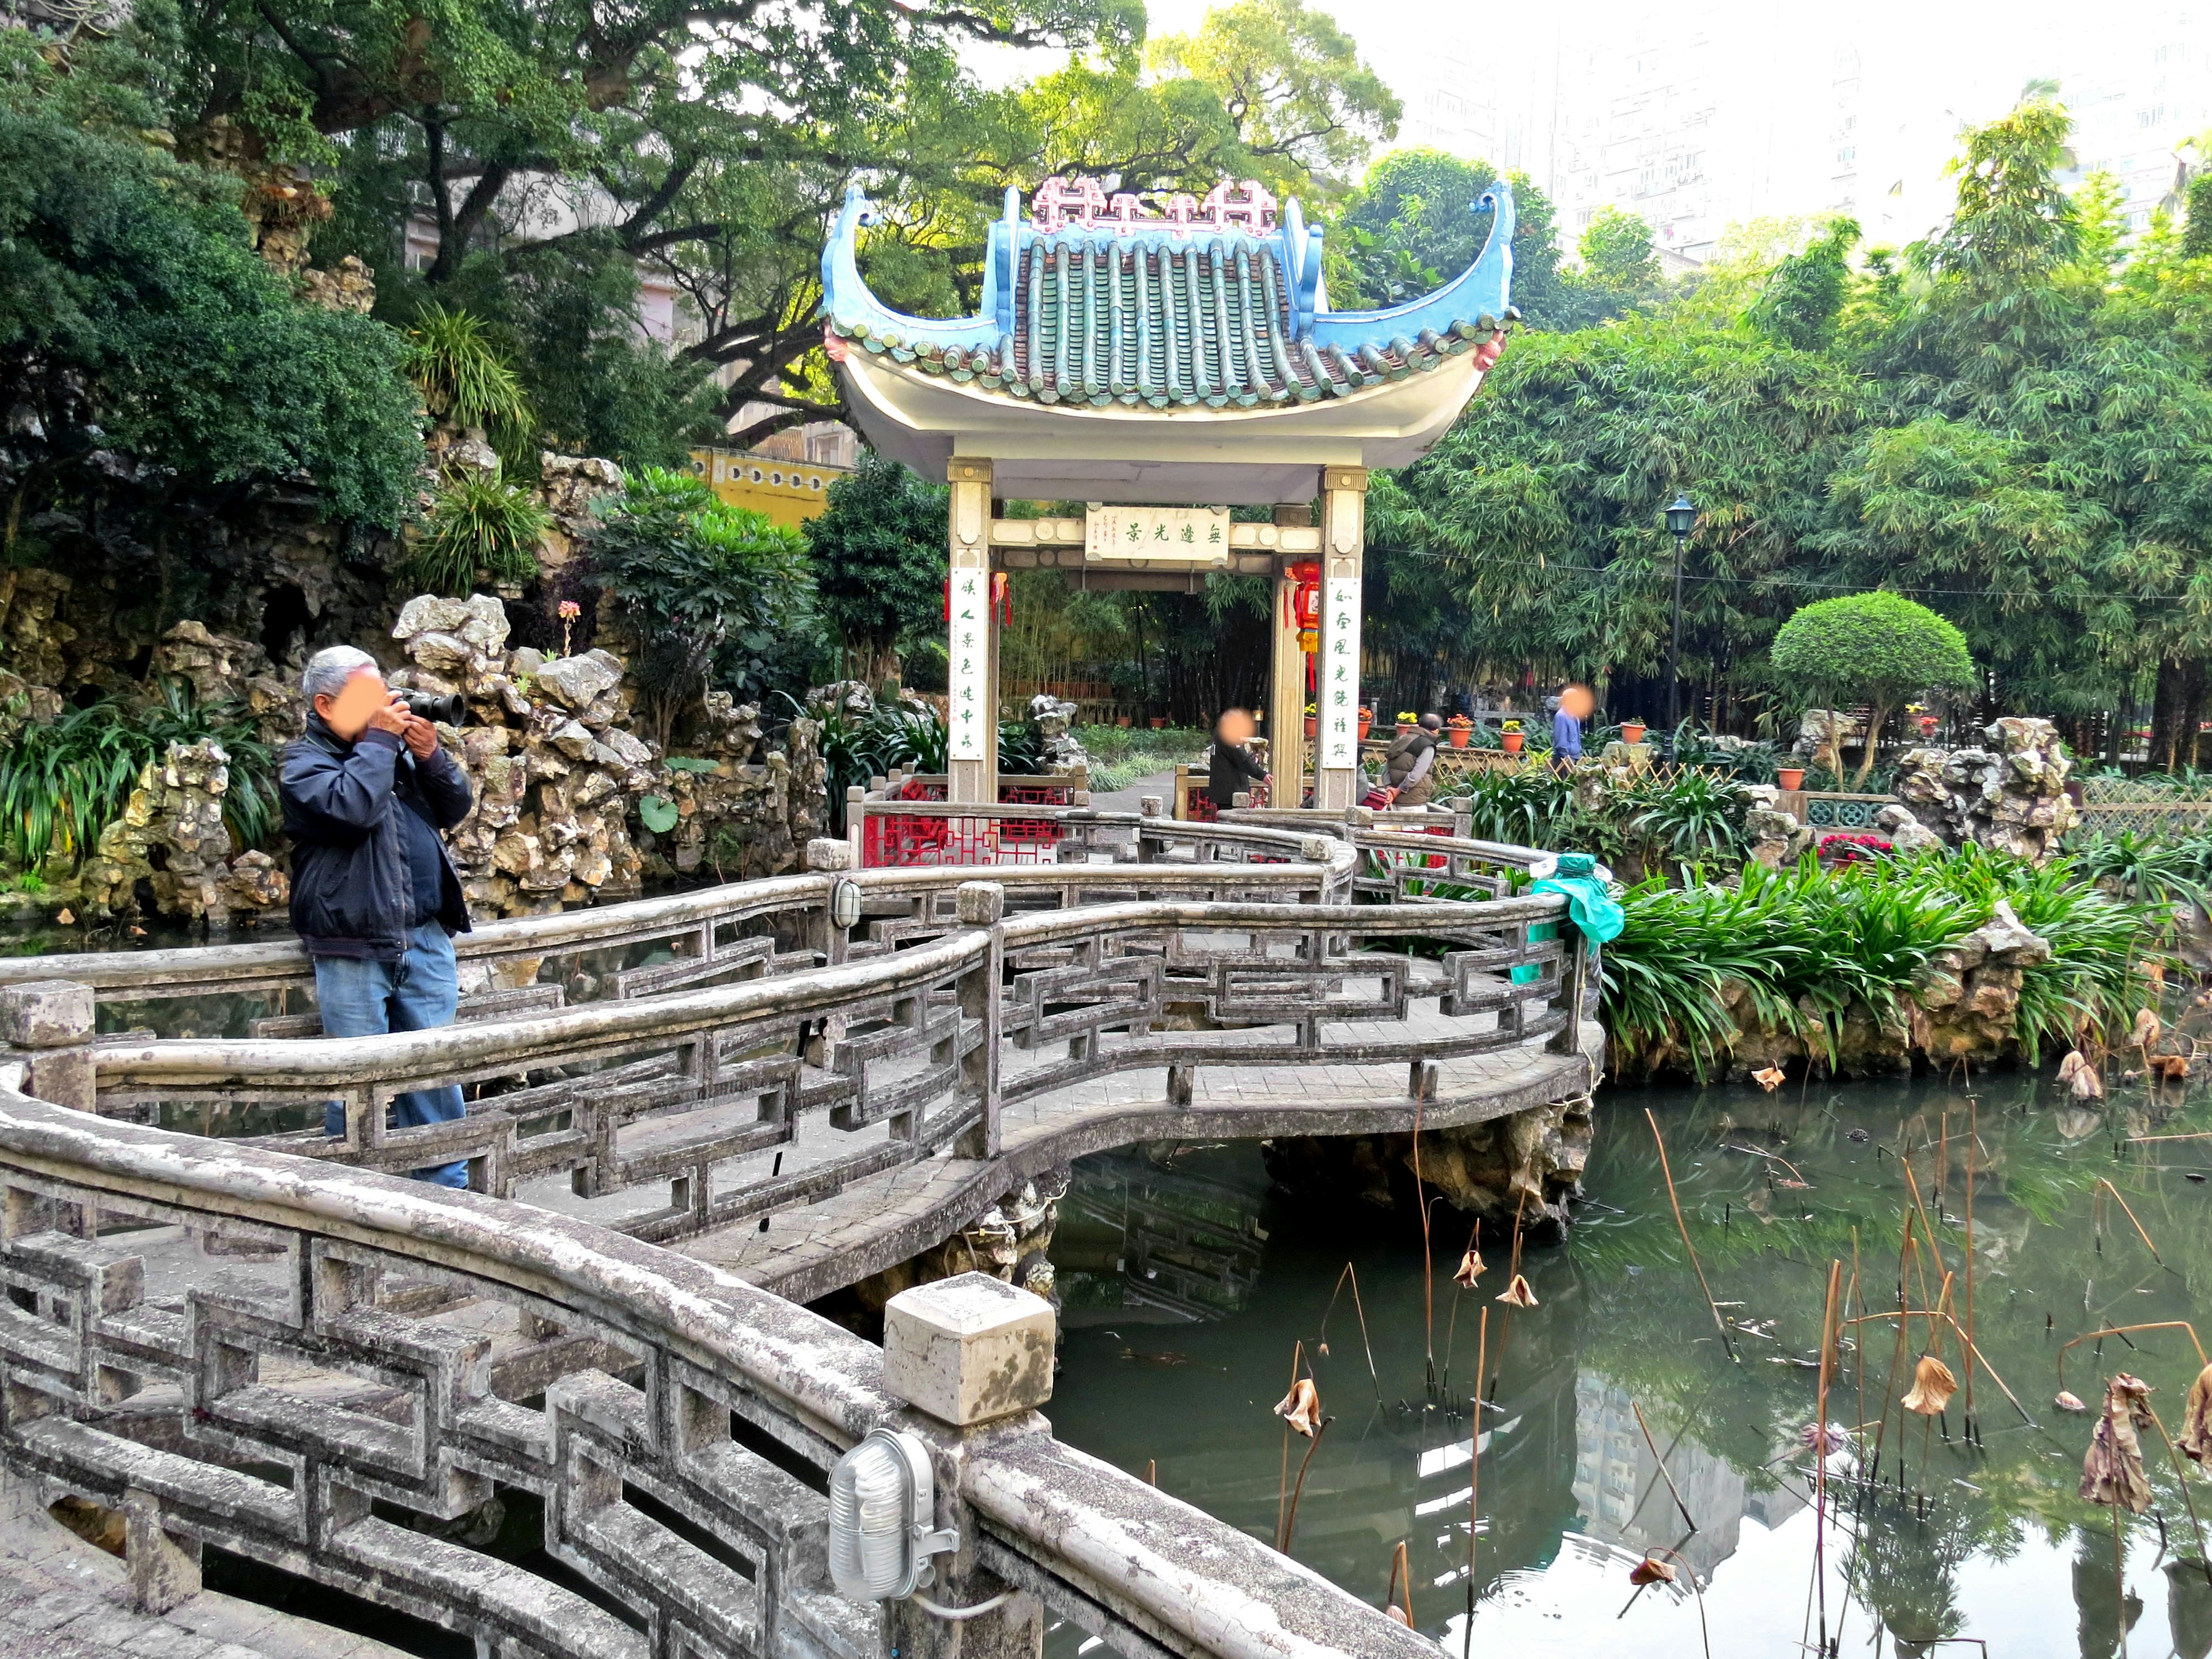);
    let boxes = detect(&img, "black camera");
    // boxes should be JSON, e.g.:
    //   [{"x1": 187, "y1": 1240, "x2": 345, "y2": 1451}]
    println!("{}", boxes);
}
[{"x1": 401, "y1": 690, "x2": 467, "y2": 725}]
